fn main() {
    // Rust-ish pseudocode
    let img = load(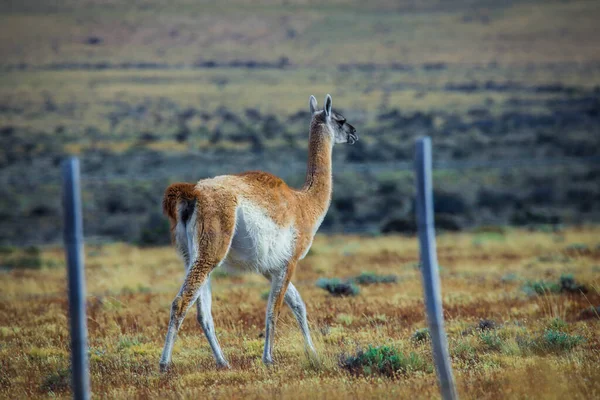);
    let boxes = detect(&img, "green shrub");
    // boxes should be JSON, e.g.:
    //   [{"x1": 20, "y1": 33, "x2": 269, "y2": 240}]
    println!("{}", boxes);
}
[
  {"x1": 478, "y1": 319, "x2": 497, "y2": 331},
  {"x1": 501, "y1": 273, "x2": 518, "y2": 283},
  {"x1": 352, "y1": 272, "x2": 398, "y2": 285},
  {"x1": 536, "y1": 329, "x2": 584, "y2": 352},
  {"x1": 340, "y1": 345, "x2": 431, "y2": 377},
  {"x1": 523, "y1": 274, "x2": 587, "y2": 295},
  {"x1": 559, "y1": 274, "x2": 587, "y2": 293},
  {"x1": 523, "y1": 280, "x2": 560, "y2": 295},
  {"x1": 316, "y1": 278, "x2": 359, "y2": 297},
  {"x1": 0, "y1": 246, "x2": 43, "y2": 269},
  {"x1": 565, "y1": 243, "x2": 589, "y2": 254},
  {"x1": 411, "y1": 328, "x2": 430, "y2": 343},
  {"x1": 479, "y1": 331, "x2": 503, "y2": 351}
]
